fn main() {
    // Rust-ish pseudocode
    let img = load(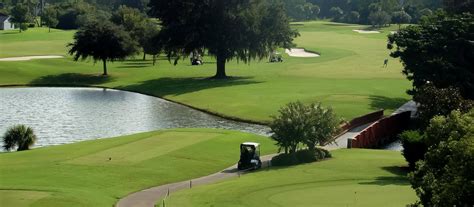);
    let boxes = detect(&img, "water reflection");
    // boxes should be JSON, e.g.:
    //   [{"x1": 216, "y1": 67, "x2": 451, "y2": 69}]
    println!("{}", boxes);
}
[{"x1": 0, "y1": 87, "x2": 270, "y2": 149}]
